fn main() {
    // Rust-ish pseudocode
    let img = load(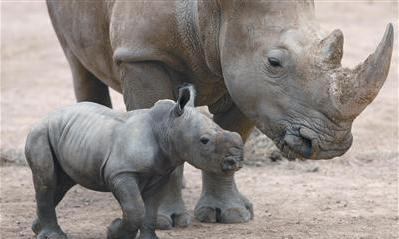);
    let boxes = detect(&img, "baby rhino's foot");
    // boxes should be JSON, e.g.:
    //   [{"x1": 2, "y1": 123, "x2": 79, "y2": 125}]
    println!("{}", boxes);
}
[
  {"x1": 33, "y1": 218, "x2": 67, "y2": 239},
  {"x1": 32, "y1": 218, "x2": 41, "y2": 234},
  {"x1": 107, "y1": 218, "x2": 138, "y2": 239},
  {"x1": 138, "y1": 231, "x2": 159, "y2": 239},
  {"x1": 36, "y1": 226, "x2": 67, "y2": 239}
]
